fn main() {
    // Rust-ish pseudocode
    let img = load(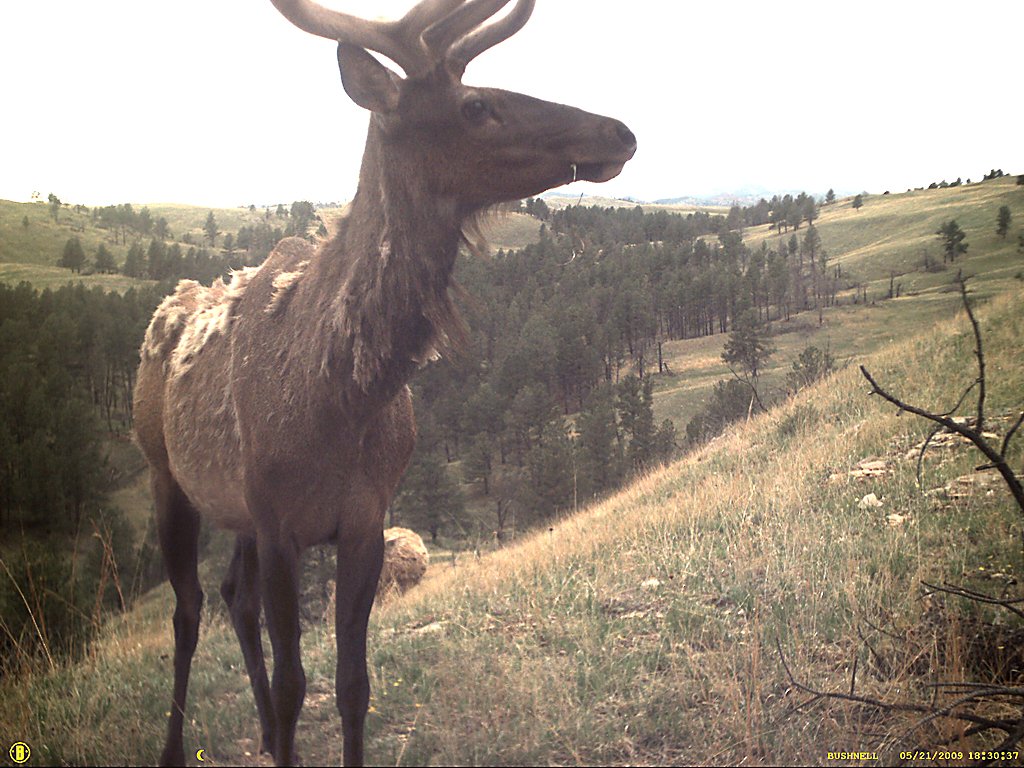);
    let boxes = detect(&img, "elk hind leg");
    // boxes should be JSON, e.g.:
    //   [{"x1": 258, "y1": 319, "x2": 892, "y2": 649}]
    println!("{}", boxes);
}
[
  {"x1": 220, "y1": 535, "x2": 276, "y2": 755},
  {"x1": 154, "y1": 471, "x2": 204, "y2": 767}
]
